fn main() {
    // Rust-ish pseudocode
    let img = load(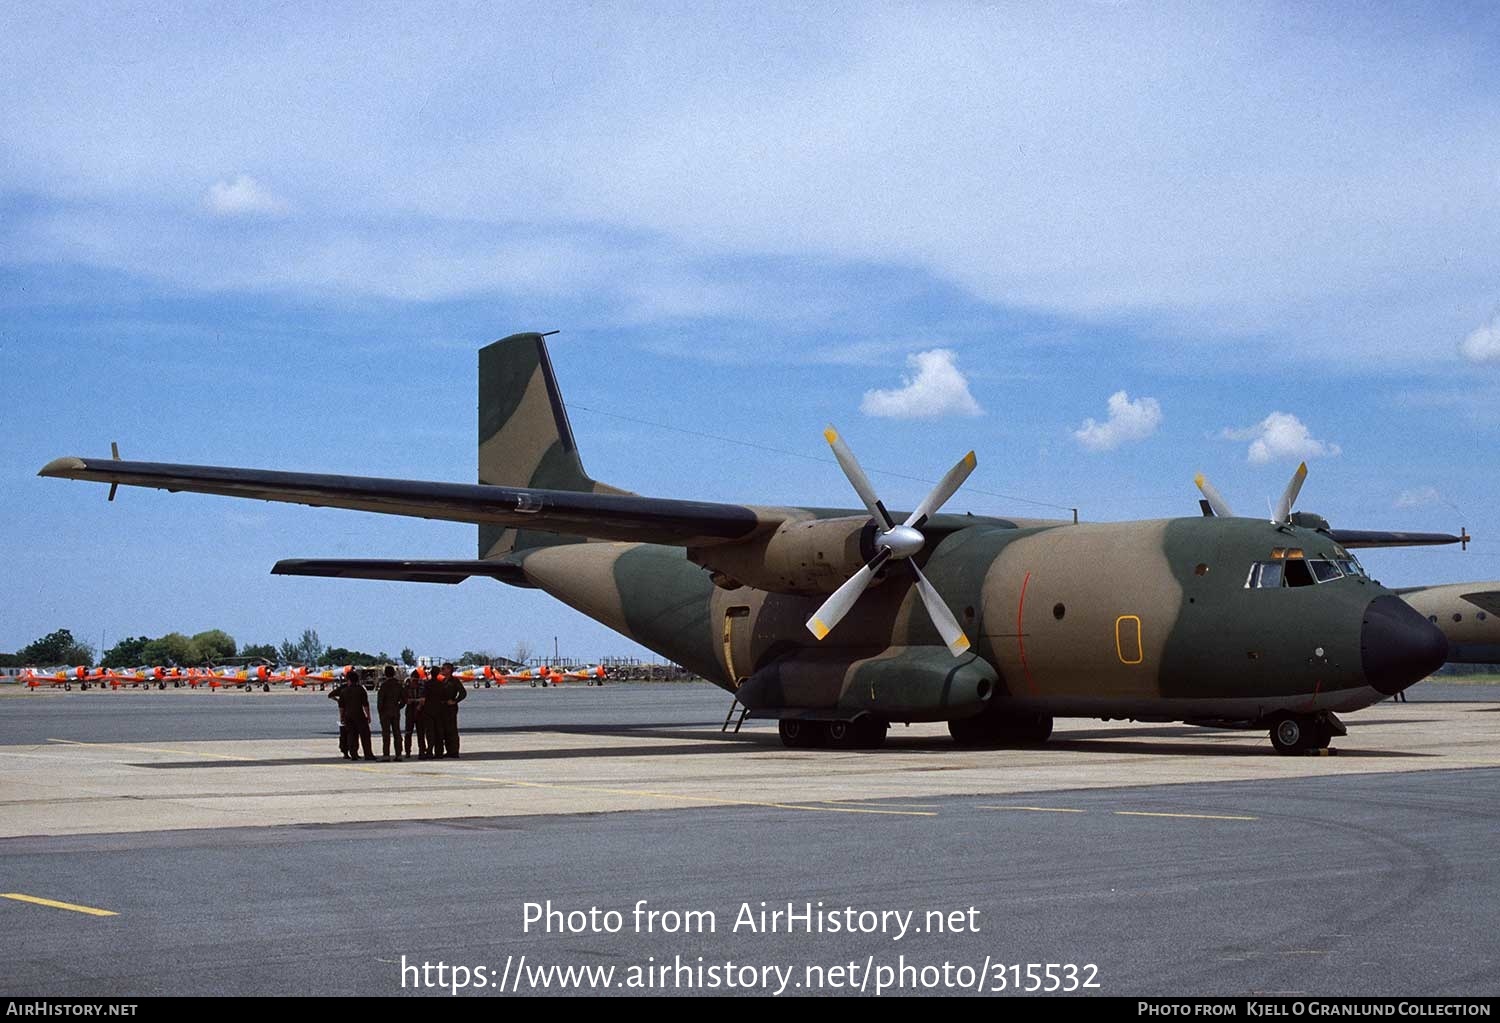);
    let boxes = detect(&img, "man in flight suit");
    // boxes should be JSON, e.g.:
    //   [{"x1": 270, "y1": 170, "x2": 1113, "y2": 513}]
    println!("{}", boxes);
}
[
  {"x1": 403, "y1": 668, "x2": 426, "y2": 758},
  {"x1": 435, "y1": 661, "x2": 467, "y2": 758},
  {"x1": 328, "y1": 679, "x2": 351, "y2": 758},
  {"x1": 420, "y1": 665, "x2": 445, "y2": 760},
  {"x1": 337, "y1": 671, "x2": 374, "y2": 760},
  {"x1": 377, "y1": 665, "x2": 406, "y2": 762}
]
